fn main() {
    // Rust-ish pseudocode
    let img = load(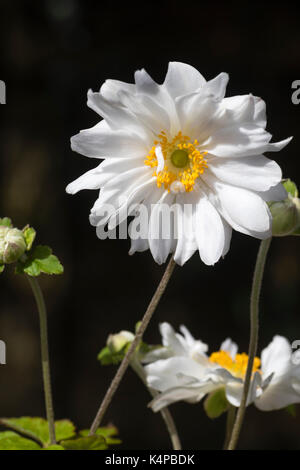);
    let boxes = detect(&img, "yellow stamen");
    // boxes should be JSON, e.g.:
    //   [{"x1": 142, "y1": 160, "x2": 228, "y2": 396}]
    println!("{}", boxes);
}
[
  {"x1": 144, "y1": 131, "x2": 208, "y2": 192},
  {"x1": 209, "y1": 350, "x2": 261, "y2": 379}
]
